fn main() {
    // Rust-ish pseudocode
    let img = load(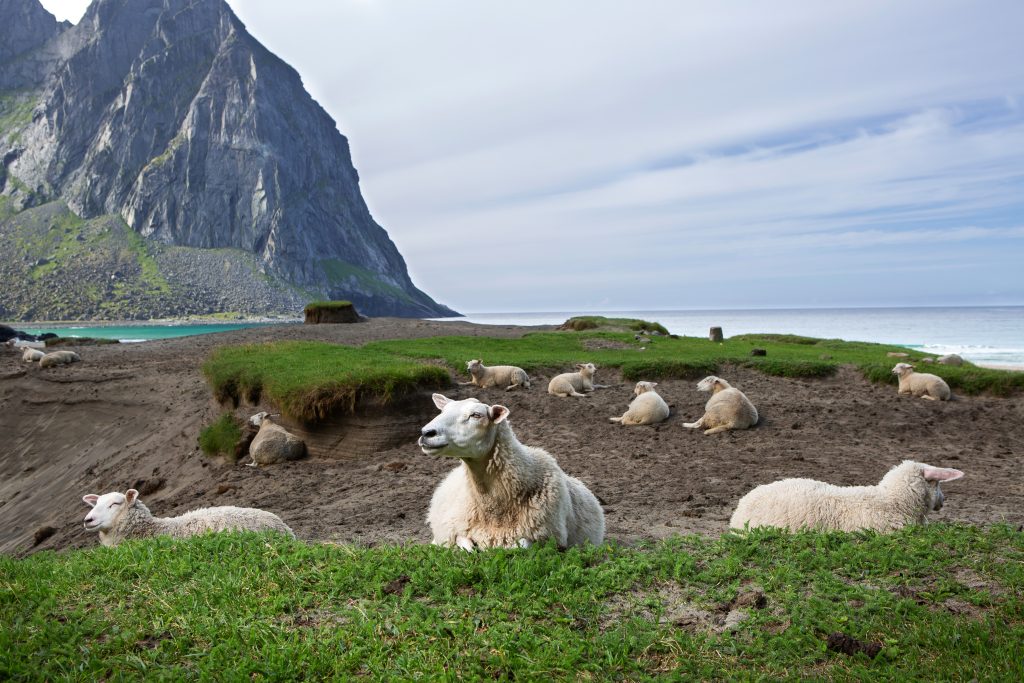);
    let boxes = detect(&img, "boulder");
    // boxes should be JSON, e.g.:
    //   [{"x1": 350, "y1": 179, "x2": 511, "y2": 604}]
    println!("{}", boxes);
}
[{"x1": 937, "y1": 354, "x2": 964, "y2": 366}]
